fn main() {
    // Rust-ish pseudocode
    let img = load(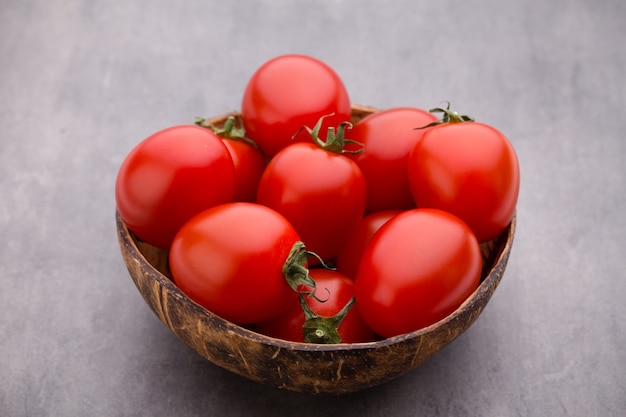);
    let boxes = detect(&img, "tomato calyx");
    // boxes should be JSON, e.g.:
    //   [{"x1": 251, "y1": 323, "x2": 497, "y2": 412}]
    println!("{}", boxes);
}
[
  {"x1": 283, "y1": 241, "x2": 358, "y2": 343},
  {"x1": 294, "y1": 114, "x2": 364, "y2": 155},
  {"x1": 299, "y1": 294, "x2": 355, "y2": 344},
  {"x1": 195, "y1": 115, "x2": 260, "y2": 149},
  {"x1": 413, "y1": 101, "x2": 474, "y2": 130},
  {"x1": 282, "y1": 241, "x2": 333, "y2": 300}
]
